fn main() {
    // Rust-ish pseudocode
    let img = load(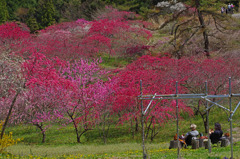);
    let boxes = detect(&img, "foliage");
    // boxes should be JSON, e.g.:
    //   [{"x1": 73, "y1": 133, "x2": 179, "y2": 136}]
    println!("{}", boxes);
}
[
  {"x1": 85, "y1": 8, "x2": 152, "y2": 59},
  {"x1": 59, "y1": 58, "x2": 110, "y2": 143},
  {"x1": 177, "y1": 56, "x2": 240, "y2": 132},
  {"x1": 16, "y1": 9, "x2": 152, "y2": 60},
  {"x1": 26, "y1": 8, "x2": 39, "y2": 33},
  {"x1": 0, "y1": 121, "x2": 21, "y2": 153},
  {"x1": 1, "y1": 3, "x2": 240, "y2": 153},
  {"x1": 11, "y1": 53, "x2": 72, "y2": 143},
  {"x1": 0, "y1": 0, "x2": 9, "y2": 24},
  {"x1": 0, "y1": 22, "x2": 30, "y2": 45},
  {"x1": 152, "y1": 0, "x2": 232, "y2": 58},
  {"x1": 3, "y1": 0, "x2": 157, "y2": 31},
  {"x1": 0, "y1": 23, "x2": 28, "y2": 138},
  {"x1": 109, "y1": 54, "x2": 240, "y2": 136},
  {"x1": 102, "y1": 0, "x2": 158, "y2": 17},
  {"x1": 178, "y1": 56, "x2": 240, "y2": 95},
  {"x1": 35, "y1": 0, "x2": 56, "y2": 29},
  {"x1": 109, "y1": 55, "x2": 194, "y2": 140},
  {"x1": 6, "y1": 0, "x2": 37, "y2": 21}
]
